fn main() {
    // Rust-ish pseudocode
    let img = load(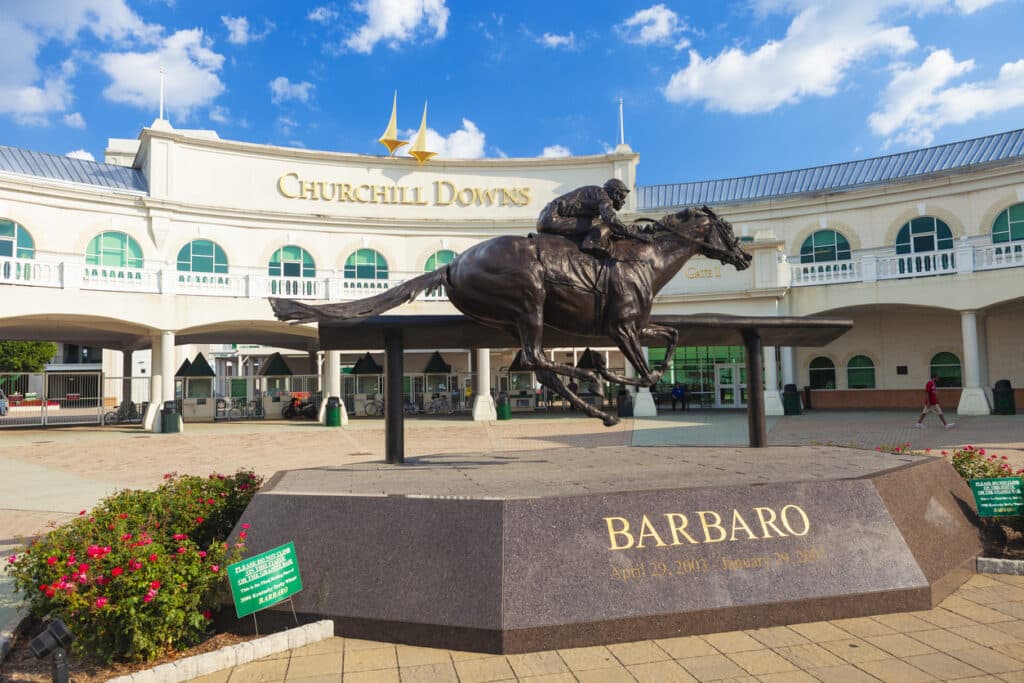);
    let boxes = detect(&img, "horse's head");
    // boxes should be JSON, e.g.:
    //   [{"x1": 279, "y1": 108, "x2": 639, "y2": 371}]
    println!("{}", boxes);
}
[{"x1": 661, "y1": 205, "x2": 752, "y2": 271}]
